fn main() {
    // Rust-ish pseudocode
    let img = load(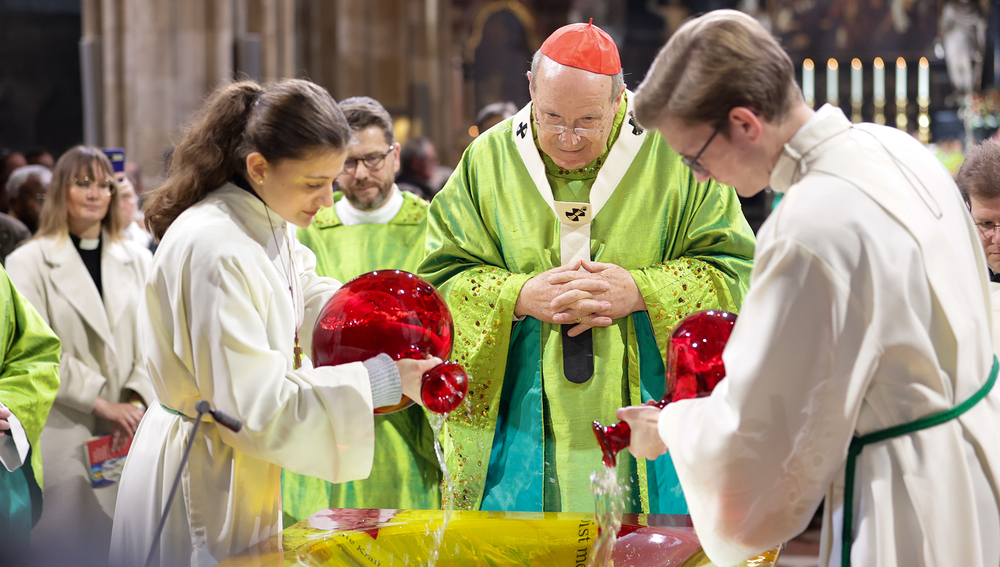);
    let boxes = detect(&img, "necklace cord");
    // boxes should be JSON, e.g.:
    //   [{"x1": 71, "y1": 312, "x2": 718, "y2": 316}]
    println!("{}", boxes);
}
[{"x1": 263, "y1": 205, "x2": 303, "y2": 369}]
